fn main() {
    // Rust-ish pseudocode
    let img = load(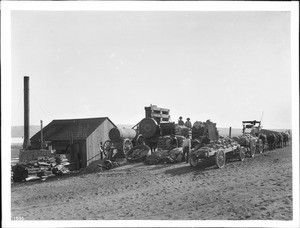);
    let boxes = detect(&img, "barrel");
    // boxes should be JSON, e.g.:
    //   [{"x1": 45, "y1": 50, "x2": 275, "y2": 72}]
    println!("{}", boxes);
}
[
  {"x1": 139, "y1": 118, "x2": 159, "y2": 138},
  {"x1": 160, "y1": 122, "x2": 175, "y2": 136},
  {"x1": 109, "y1": 128, "x2": 137, "y2": 141}
]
